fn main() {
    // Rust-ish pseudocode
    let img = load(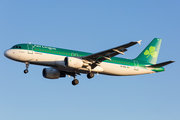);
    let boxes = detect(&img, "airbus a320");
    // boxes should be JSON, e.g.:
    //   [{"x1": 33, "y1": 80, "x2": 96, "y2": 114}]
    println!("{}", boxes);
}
[{"x1": 4, "y1": 38, "x2": 174, "y2": 85}]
